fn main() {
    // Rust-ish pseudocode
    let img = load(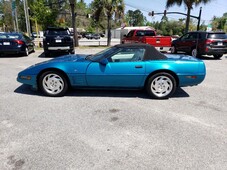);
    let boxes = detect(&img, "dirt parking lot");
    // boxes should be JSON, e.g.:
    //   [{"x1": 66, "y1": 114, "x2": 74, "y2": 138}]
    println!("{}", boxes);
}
[{"x1": 0, "y1": 49, "x2": 227, "y2": 170}]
